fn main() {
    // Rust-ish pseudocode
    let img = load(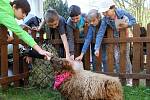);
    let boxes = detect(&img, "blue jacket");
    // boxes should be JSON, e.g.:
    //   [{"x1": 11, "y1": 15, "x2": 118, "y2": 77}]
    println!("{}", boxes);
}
[
  {"x1": 94, "y1": 8, "x2": 136, "y2": 51},
  {"x1": 81, "y1": 25, "x2": 96, "y2": 54}
]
